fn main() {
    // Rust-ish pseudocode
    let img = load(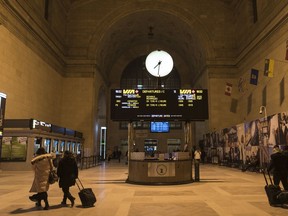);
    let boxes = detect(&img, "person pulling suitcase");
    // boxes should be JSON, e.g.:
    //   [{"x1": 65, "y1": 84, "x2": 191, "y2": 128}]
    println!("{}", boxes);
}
[
  {"x1": 267, "y1": 145, "x2": 288, "y2": 191},
  {"x1": 57, "y1": 150, "x2": 78, "y2": 207},
  {"x1": 261, "y1": 169, "x2": 288, "y2": 208}
]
